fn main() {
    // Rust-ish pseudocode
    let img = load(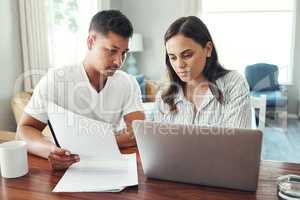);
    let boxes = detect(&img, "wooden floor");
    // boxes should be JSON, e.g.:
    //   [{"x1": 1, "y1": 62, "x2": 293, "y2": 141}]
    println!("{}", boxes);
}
[{"x1": 263, "y1": 118, "x2": 300, "y2": 163}]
